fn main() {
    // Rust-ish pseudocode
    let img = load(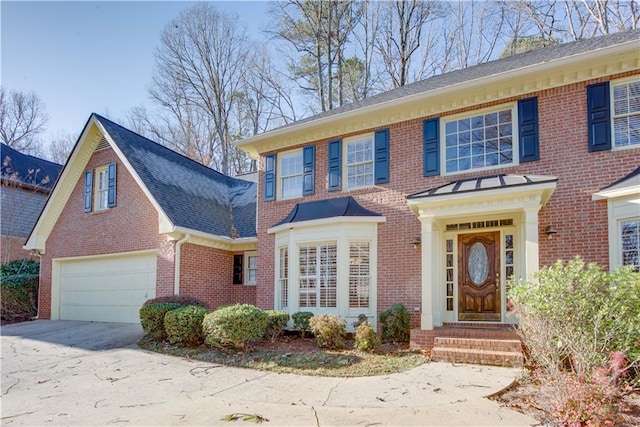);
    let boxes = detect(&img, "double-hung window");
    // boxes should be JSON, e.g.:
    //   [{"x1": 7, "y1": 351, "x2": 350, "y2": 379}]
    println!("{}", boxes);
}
[
  {"x1": 245, "y1": 253, "x2": 258, "y2": 285},
  {"x1": 299, "y1": 243, "x2": 337, "y2": 308},
  {"x1": 444, "y1": 107, "x2": 515, "y2": 174},
  {"x1": 612, "y1": 79, "x2": 640, "y2": 149},
  {"x1": 280, "y1": 150, "x2": 303, "y2": 199},
  {"x1": 95, "y1": 166, "x2": 109, "y2": 211},
  {"x1": 345, "y1": 134, "x2": 374, "y2": 190},
  {"x1": 349, "y1": 242, "x2": 370, "y2": 308}
]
